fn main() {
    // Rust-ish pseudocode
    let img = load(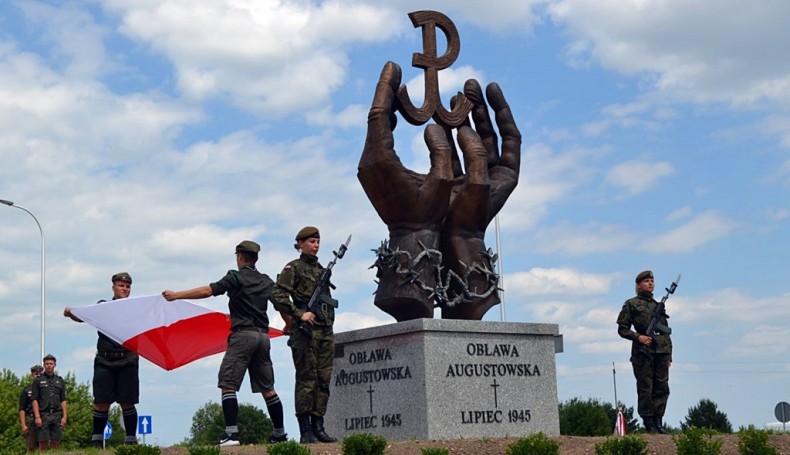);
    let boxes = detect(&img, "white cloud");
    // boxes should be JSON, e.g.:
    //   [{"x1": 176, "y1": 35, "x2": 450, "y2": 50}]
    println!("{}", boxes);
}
[
  {"x1": 503, "y1": 143, "x2": 606, "y2": 230},
  {"x1": 725, "y1": 326, "x2": 788, "y2": 357},
  {"x1": 549, "y1": 0, "x2": 790, "y2": 106},
  {"x1": 533, "y1": 221, "x2": 636, "y2": 255},
  {"x1": 643, "y1": 210, "x2": 737, "y2": 253},
  {"x1": 104, "y1": 0, "x2": 402, "y2": 115},
  {"x1": 605, "y1": 158, "x2": 675, "y2": 196},
  {"x1": 506, "y1": 267, "x2": 615, "y2": 296}
]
